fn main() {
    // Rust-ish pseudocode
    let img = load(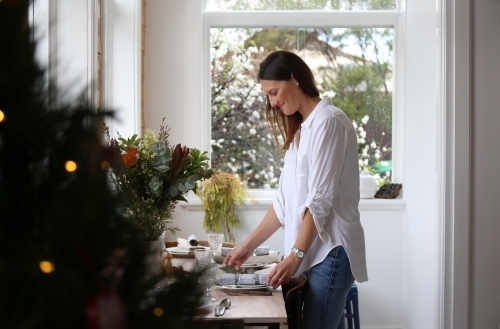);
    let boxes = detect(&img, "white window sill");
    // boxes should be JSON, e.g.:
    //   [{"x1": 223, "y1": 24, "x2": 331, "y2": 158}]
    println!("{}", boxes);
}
[{"x1": 181, "y1": 190, "x2": 406, "y2": 212}]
